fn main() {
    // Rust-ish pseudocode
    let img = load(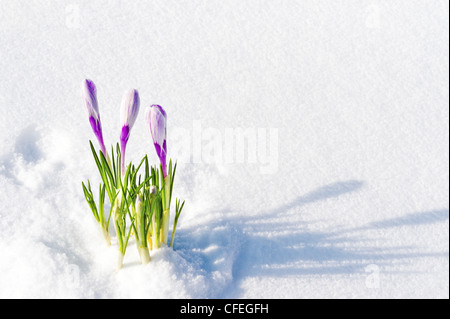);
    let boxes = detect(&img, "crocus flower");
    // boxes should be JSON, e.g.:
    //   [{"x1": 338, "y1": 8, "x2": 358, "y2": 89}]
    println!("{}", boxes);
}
[
  {"x1": 119, "y1": 89, "x2": 140, "y2": 173},
  {"x1": 82, "y1": 79, "x2": 107, "y2": 157},
  {"x1": 145, "y1": 104, "x2": 167, "y2": 177}
]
